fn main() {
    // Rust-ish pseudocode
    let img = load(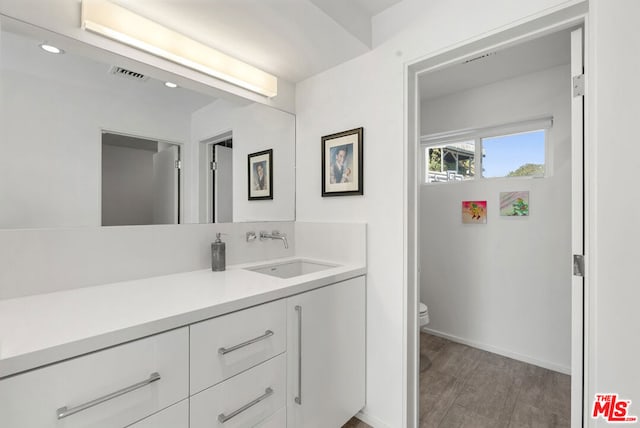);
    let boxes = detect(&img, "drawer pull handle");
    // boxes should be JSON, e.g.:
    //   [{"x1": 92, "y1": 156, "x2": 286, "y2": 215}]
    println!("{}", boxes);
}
[
  {"x1": 218, "y1": 387, "x2": 274, "y2": 423},
  {"x1": 295, "y1": 305, "x2": 302, "y2": 405},
  {"x1": 56, "y1": 372, "x2": 161, "y2": 420},
  {"x1": 218, "y1": 330, "x2": 274, "y2": 355}
]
